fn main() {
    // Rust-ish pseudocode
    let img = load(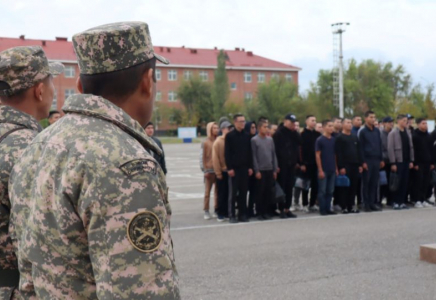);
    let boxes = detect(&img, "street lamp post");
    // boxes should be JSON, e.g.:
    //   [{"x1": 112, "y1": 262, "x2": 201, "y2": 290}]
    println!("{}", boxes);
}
[{"x1": 332, "y1": 22, "x2": 350, "y2": 118}]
